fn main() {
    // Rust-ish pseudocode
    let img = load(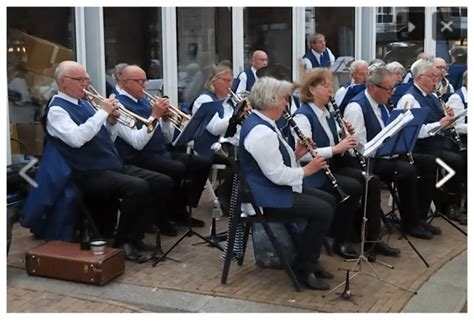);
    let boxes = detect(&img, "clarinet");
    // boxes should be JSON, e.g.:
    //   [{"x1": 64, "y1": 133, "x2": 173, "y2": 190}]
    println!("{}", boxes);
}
[
  {"x1": 328, "y1": 98, "x2": 367, "y2": 170},
  {"x1": 435, "y1": 91, "x2": 467, "y2": 152},
  {"x1": 282, "y1": 107, "x2": 350, "y2": 203}
]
